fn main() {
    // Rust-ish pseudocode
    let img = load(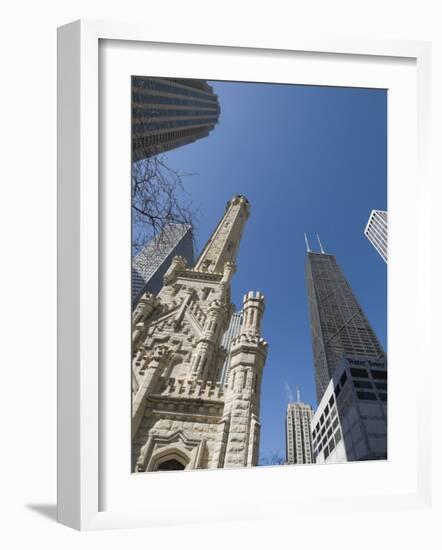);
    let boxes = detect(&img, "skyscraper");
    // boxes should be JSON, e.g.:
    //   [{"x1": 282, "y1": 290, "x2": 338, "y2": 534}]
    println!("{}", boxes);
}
[
  {"x1": 305, "y1": 239, "x2": 386, "y2": 403},
  {"x1": 306, "y1": 237, "x2": 387, "y2": 463},
  {"x1": 132, "y1": 223, "x2": 194, "y2": 307},
  {"x1": 364, "y1": 210, "x2": 388, "y2": 263},
  {"x1": 132, "y1": 77, "x2": 221, "y2": 160},
  {"x1": 220, "y1": 310, "x2": 244, "y2": 387},
  {"x1": 131, "y1": 196, "x2": 268, "y2": 471},
  {"x1": 286, "y1": 397, "x2": 314, "y2": 465}
]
